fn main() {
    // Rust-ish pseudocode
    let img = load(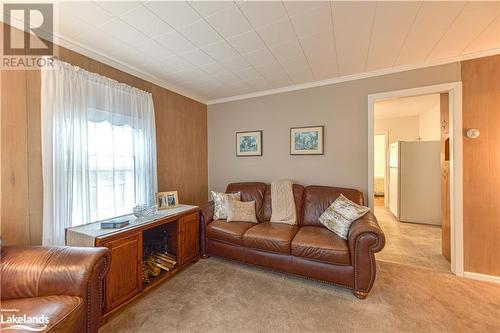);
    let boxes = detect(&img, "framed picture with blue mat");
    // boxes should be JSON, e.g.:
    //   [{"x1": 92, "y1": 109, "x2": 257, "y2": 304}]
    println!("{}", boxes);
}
[
  {"x1": 236, "y1": 130, "x2": 263, "y2": 156},
  {"x1": 290, "y1": 126, "x2": 324, "y2": 155}
]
